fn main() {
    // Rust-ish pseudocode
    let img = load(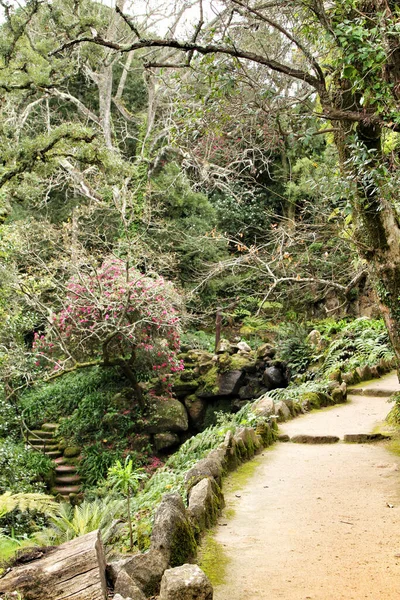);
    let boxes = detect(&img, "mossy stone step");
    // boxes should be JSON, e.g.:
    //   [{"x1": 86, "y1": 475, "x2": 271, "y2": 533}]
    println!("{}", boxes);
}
[
  {"x1": 28, "y1": 439, "x2": 59, "y2": 447},
  {"x1": 42, "y1": 423, "x2": 59, "y2": 431},
  {"x1": 29, "y1": 430, "x2": 54, "y2": 439},
  {"x1": 45, "y1": 450, "x2": 63, "y2": 459},
  {"x1": 347, "y1": 388, "x2": 394, "y2": 397},
  {"x1": 53, "y1": 485, "x2": 81, "y2": 494},
  {"x1": 55, "y1": 474, "x2": 81, "y2": 485},
  {"x1": 344, "y1": 433, "x2": 392, "y2": 443},
  {"x1": 290, "y1": 435, "x2": 340, "y2": 444},
  {"x1": 28, "y1": 443, "x2": 59, "y2": 452},
  {"x1": 55, "y1": 465, "x2": 77, "y2": 473}
]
